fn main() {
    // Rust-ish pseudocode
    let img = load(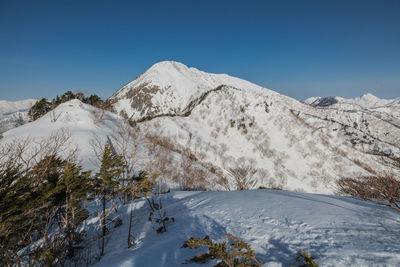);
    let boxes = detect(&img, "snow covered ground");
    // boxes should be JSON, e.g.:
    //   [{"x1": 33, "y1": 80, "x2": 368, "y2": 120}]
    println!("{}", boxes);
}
[
  {"x1": 85, "y1": 190, "x2": 400, "y2": 267},
  {"x1": 0, "y1": 99, "x2": 127, "y2": 169}
]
